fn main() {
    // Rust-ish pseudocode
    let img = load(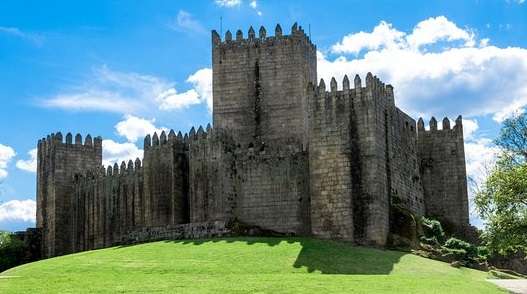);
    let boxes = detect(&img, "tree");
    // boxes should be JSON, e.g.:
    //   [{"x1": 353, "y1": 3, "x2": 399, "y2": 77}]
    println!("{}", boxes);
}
[
  {"x1": 0, "y1": 231, "x2": 25, "y2": 272},
  {"x1": 495, "y1": 112, "x2": 527, "y2": 163},
  {"x1": 475, "y1": 113, "x2": 527, "y2": 255}
]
